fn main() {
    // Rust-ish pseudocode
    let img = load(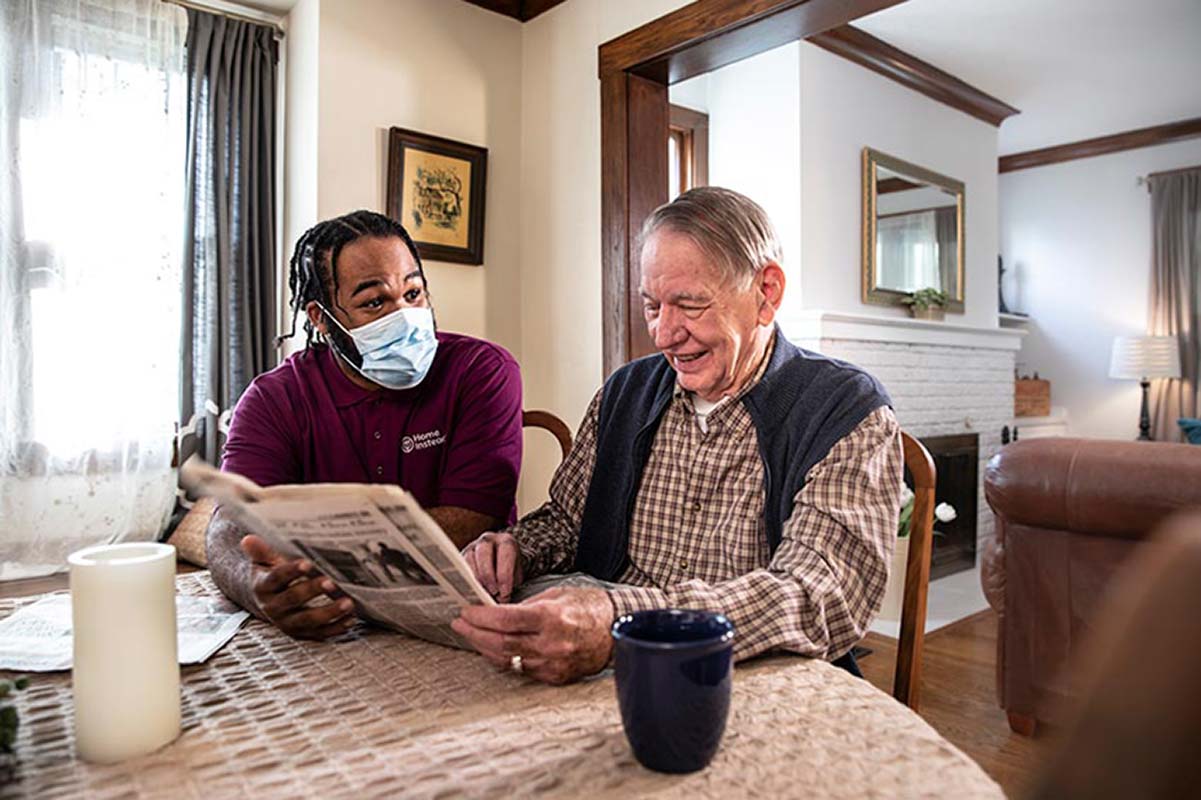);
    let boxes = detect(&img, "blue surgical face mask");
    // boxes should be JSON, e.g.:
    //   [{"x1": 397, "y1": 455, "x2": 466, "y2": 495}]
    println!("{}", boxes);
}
[{"x1": 319, "y1": 304, "x2": 438, "y2": 390}]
